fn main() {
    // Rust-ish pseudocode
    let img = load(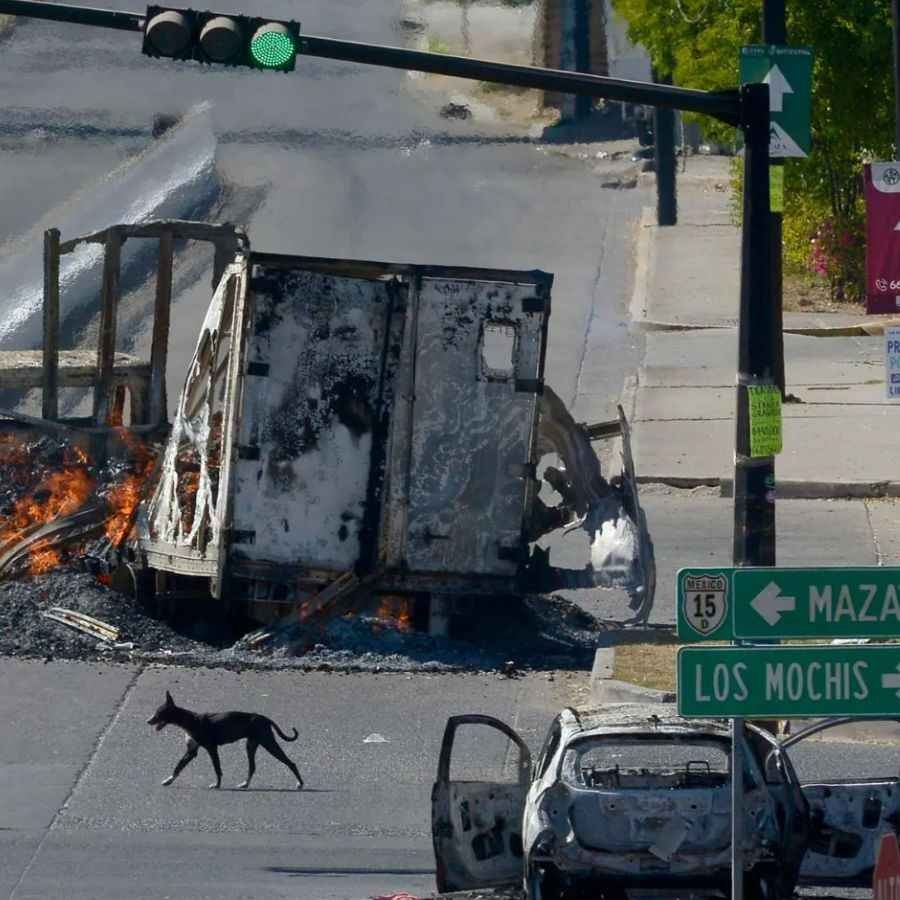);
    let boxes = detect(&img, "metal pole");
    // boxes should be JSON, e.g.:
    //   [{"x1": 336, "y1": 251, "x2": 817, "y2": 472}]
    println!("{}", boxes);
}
[
  {"x1": 734, "y1": 82, "x2": 775, "y2": 569},
  {"x1": 763, "y1": 0, "x2": 786, "y2": 399},
  {"x1": 574, "y1": 0, "x2": 591, "y2": 121},
  {"x1": 731, "y1": 716, "x2": 744, "y2": 900},
  {"x1": 893, "y1": 0, "x2": 900, "y2": 153},
  {"x1": 41, "y1": 228, "x2": 60, "y2": 422},
  {"x1": 654, "y1": 70, "x2": 677, "y2": 226},
  {"x1": 732, "y1": 80, "x2": 774, "y2": 900}
]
